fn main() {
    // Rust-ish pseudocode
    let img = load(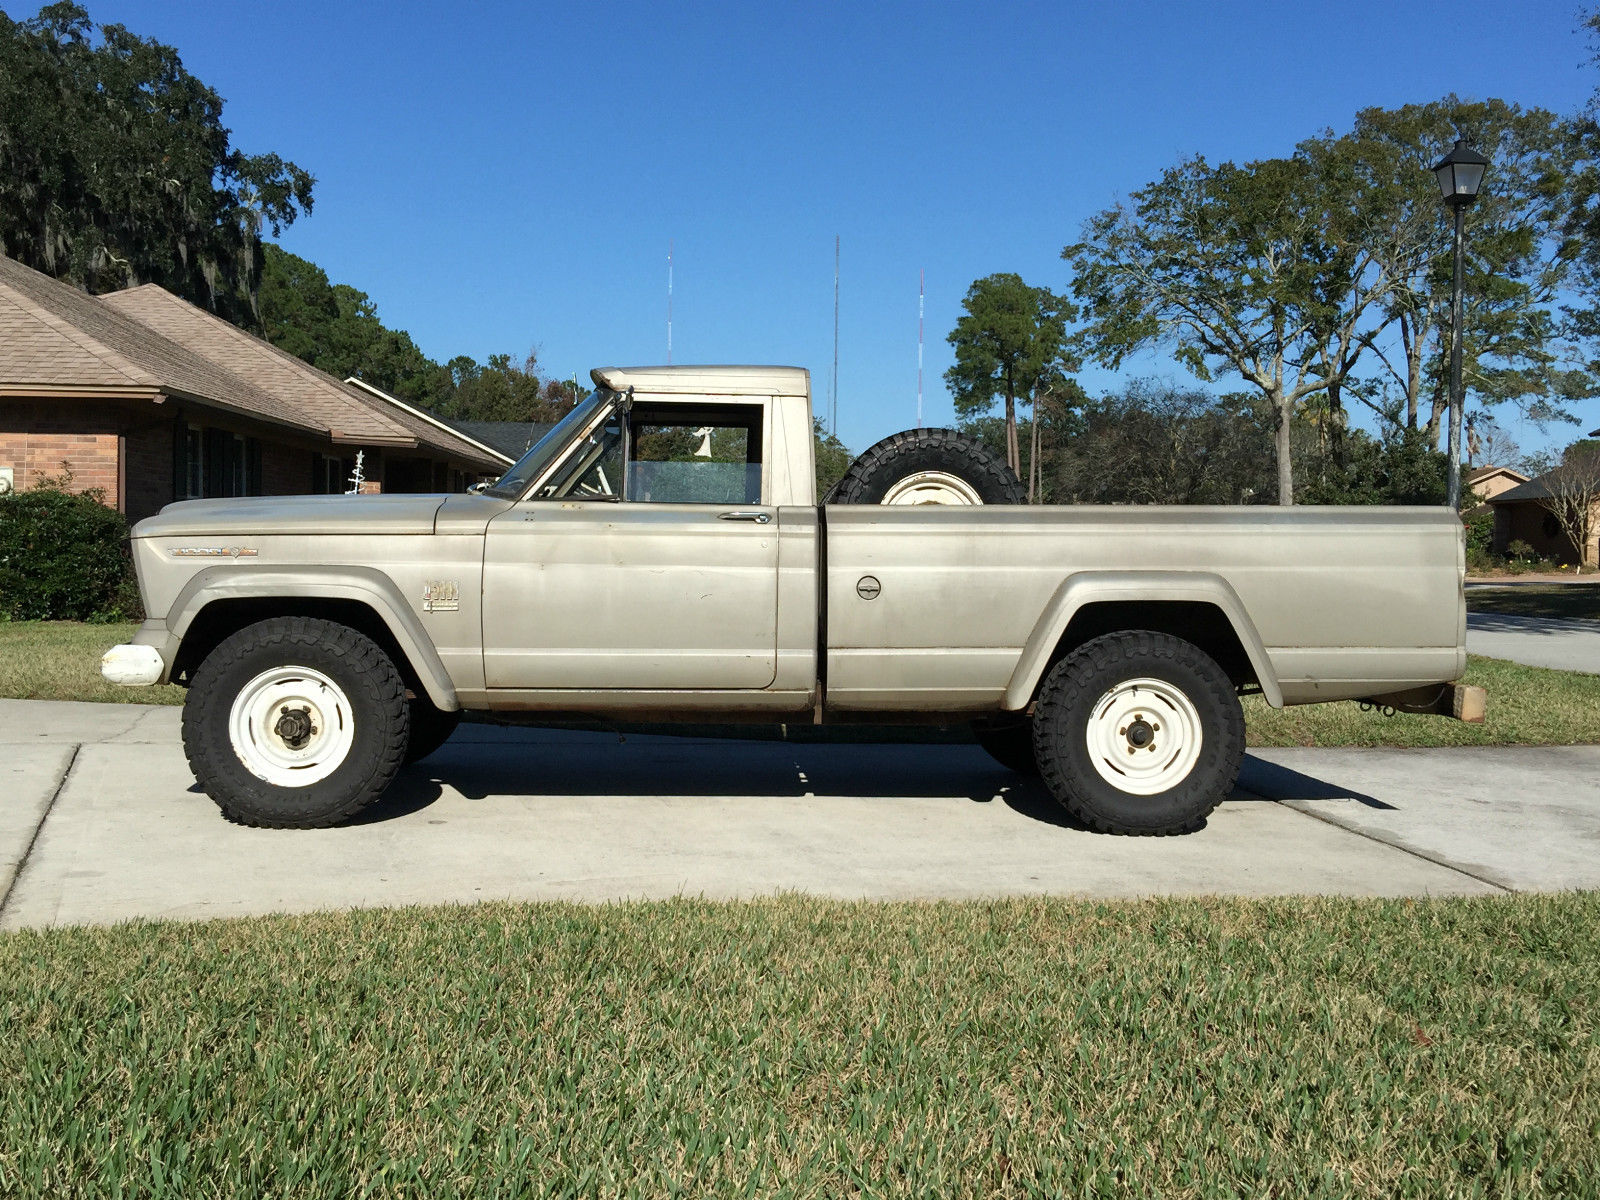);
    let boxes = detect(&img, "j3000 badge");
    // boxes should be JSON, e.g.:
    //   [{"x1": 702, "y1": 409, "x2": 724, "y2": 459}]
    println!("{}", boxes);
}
[{"x1": 422, "y1": 581, "x2": 460, "y2": 613}]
